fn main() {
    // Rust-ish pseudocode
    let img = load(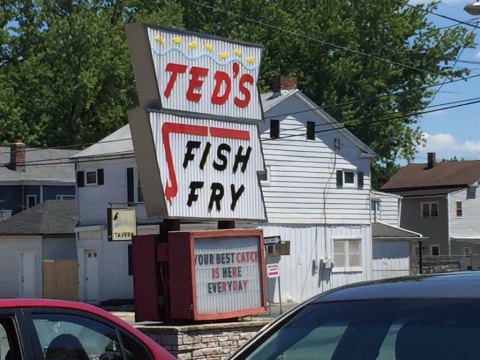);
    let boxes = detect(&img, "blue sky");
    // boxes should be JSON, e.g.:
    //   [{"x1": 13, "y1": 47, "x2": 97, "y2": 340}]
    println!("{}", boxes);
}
[{"x1": 409, "y1": 0, "x2": 480, "y2": 163}]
